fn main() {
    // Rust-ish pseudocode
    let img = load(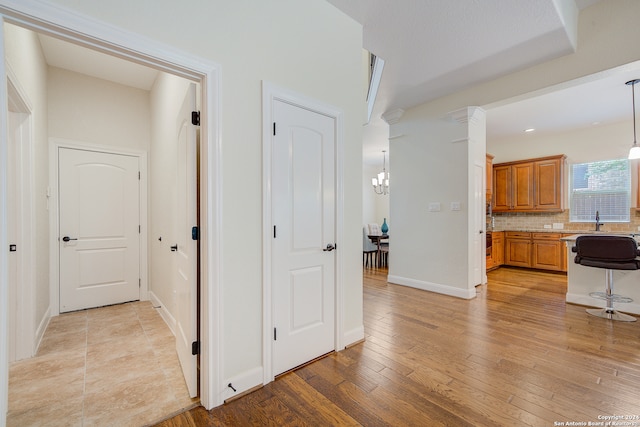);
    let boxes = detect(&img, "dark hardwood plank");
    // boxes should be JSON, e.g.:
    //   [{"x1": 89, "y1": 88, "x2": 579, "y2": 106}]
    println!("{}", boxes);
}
[{"x1": 154, "y1": 266, "x2": 640, "y2": 427}]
